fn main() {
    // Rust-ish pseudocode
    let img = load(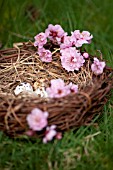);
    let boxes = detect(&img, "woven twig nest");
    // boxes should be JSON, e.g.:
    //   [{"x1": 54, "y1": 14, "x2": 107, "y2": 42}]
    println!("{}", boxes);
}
[
  {"x1": 0, "y1": 42, "x2": 113, "y2": 138},
  {"x1": 0, "y1": 25, "x2": 113, "y2": 142}
]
